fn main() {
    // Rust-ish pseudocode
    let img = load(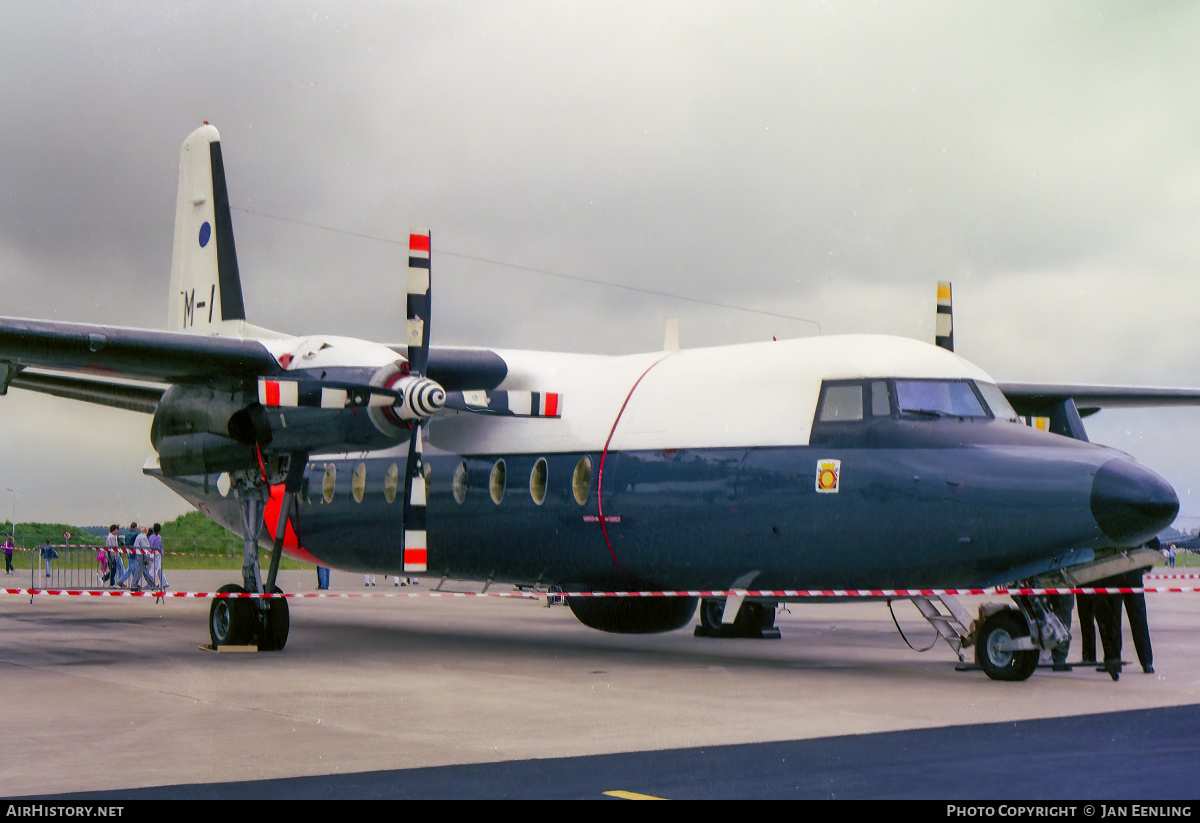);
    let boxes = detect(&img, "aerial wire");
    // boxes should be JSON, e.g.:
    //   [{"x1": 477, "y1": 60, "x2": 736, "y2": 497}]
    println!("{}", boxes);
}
[{"x1": 232, "y1": 206, "x2": 822, "y2": 333}]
